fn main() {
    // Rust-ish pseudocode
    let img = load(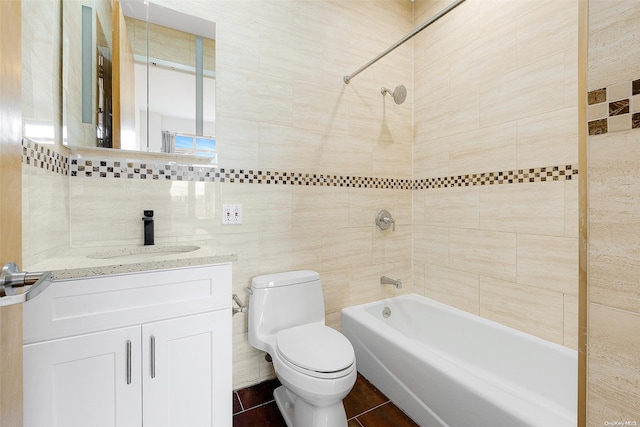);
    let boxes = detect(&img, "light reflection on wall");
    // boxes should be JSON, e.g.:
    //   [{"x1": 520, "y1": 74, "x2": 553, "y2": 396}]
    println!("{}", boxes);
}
[{"x1": 23, "y1": 121, "x2": 56, "y2": 144}]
